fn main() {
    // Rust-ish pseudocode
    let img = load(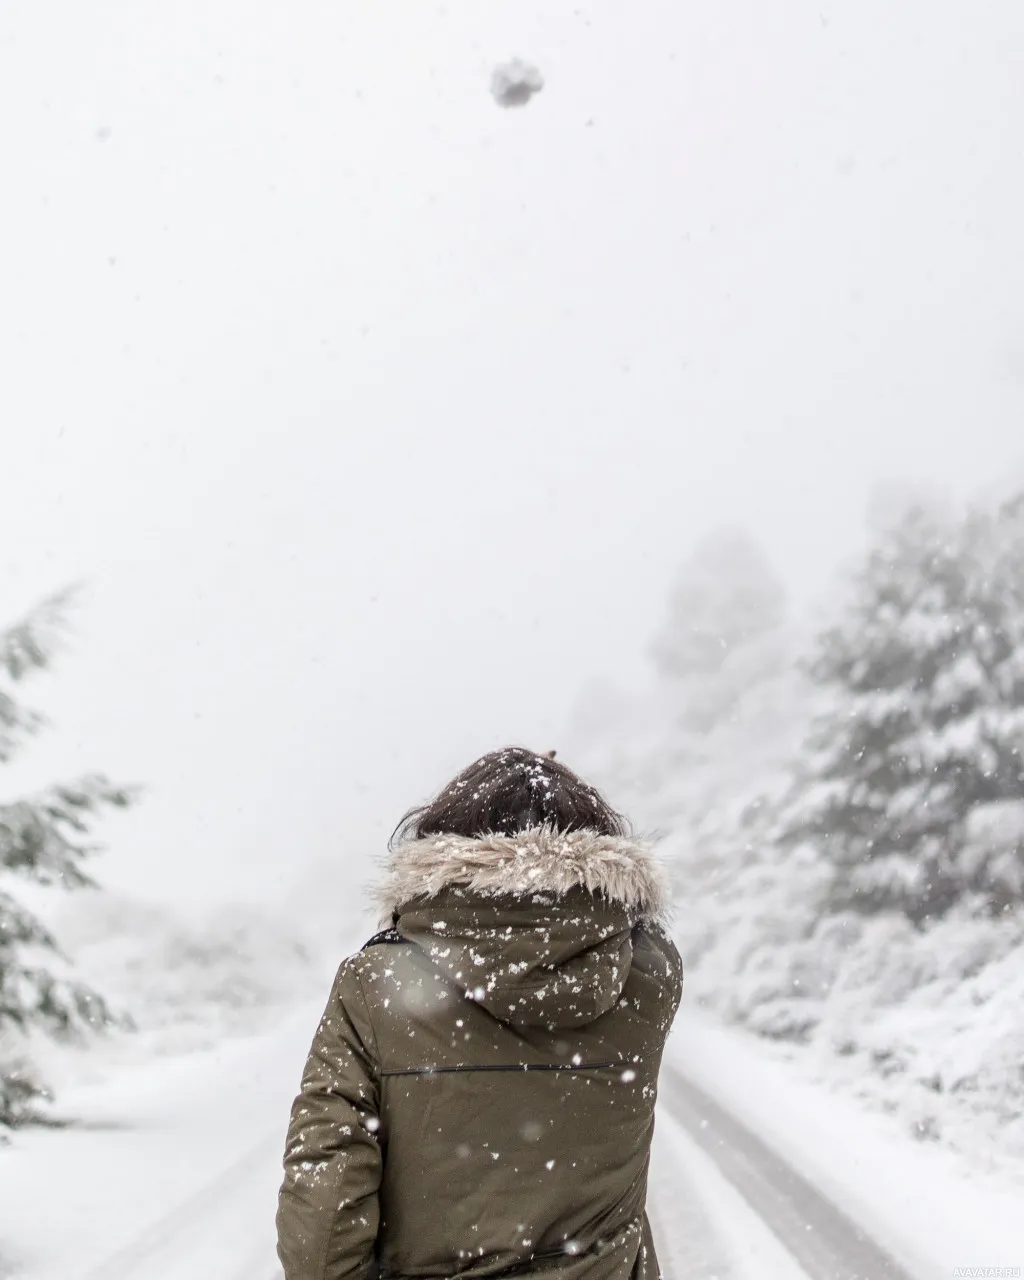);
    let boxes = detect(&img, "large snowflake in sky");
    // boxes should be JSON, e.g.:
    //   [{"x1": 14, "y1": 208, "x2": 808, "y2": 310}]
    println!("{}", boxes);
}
[{"x1": 490, "y1": 59, "x2": 544, "y2": 108}]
